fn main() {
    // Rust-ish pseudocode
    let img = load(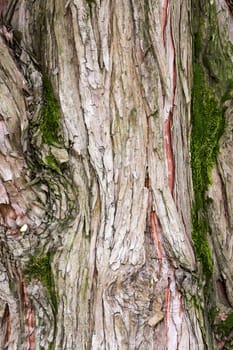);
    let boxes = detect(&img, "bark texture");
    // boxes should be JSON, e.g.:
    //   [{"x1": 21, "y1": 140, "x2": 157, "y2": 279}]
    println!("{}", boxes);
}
[{"x1": 0, "y1": 0, "x2": 232, "y2": 349}]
